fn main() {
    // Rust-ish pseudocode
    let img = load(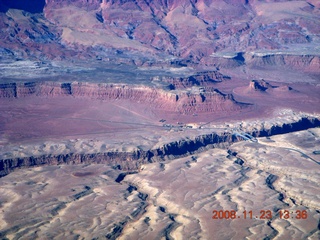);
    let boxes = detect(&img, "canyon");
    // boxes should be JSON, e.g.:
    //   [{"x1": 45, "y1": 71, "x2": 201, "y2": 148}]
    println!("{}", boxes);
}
[
  {"x1": 0, "y1": 78, "x2": 320, "y2": 177},
  {"x1": 0, "y1": 72, "x2": 319, "y2": 239},
  {"x1": 1, "y1": 115, "x2": 320, "y2": 178},
  {"x1": 0, "y1": 0, "x2": 319, "y2": 239}
]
